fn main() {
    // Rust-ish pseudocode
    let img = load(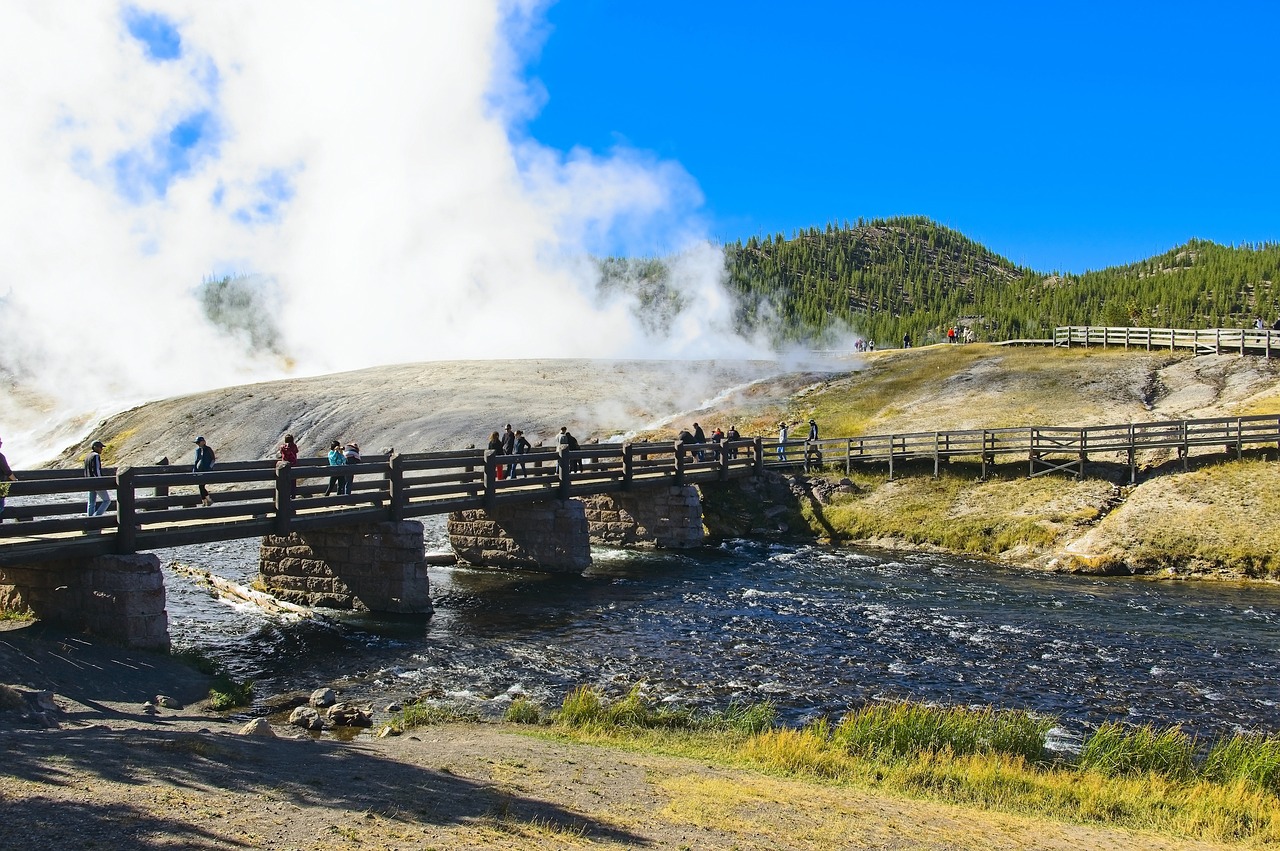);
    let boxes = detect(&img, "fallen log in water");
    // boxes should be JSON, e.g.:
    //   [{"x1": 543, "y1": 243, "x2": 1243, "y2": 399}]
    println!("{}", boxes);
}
[{"x1": 171, "y1": 563, "x2": 315, "y2": 619}]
